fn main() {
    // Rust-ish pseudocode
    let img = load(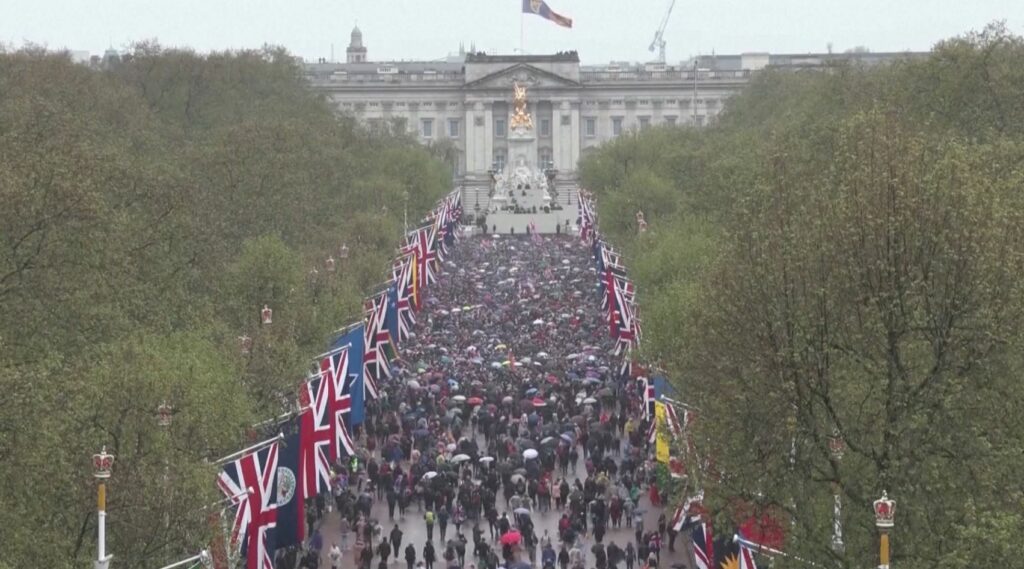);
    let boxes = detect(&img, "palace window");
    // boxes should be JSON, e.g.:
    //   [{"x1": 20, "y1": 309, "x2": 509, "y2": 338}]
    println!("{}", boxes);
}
[
  {"x1": 585, "y1": 117, "x2": 596, "y2": 137},
  {"x1": 448, "y1": 119, "x2": 460, "y2": 138},
  {"x1": 494, "y1": 150, "x2": 507, "y2": 171},
  {"x1": 421, "y1": 118, "x2": 434, "y2": 138},
  {"x1": 495, "y1": 118, "x2": 506, "y2": 137},
  {"x1": 540, "y1": 119, "x2": 551, "y2": 137},
  {"x1": 665, "y1": 115, "x2": 677, "y2": 126},
  {"x1": 638, "y1": 116, "x2": 650, "y2": 130},
  {"x1": 612, "y1": 117, "x2": 623, "y2": 136},
  {"x1": 539, "y1": 148, "x2": 553, "y2": 169}
]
